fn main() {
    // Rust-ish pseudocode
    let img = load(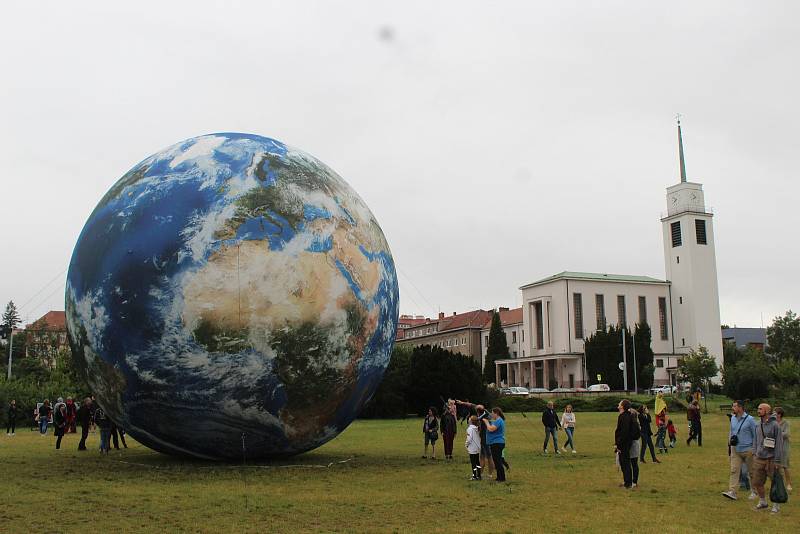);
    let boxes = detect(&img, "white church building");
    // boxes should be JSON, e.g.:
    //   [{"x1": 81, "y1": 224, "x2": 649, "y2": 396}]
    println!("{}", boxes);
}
[{"x1": 495, "y1": 121, "x2": 723, "y2": 389}]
